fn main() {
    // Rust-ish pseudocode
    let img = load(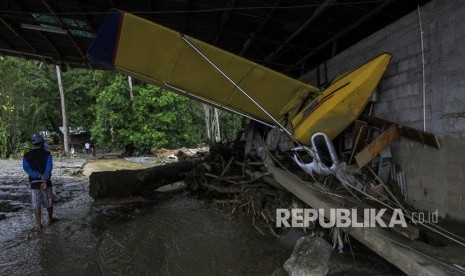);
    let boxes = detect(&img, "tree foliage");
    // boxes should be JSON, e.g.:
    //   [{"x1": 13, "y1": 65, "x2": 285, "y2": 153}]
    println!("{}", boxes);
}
[
  {"x1": 91, "y1": 74, "x2": 204, "y2": 153},
  {"x1": 0, "y1": 56, "x2": 242, "y2": 157}
]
